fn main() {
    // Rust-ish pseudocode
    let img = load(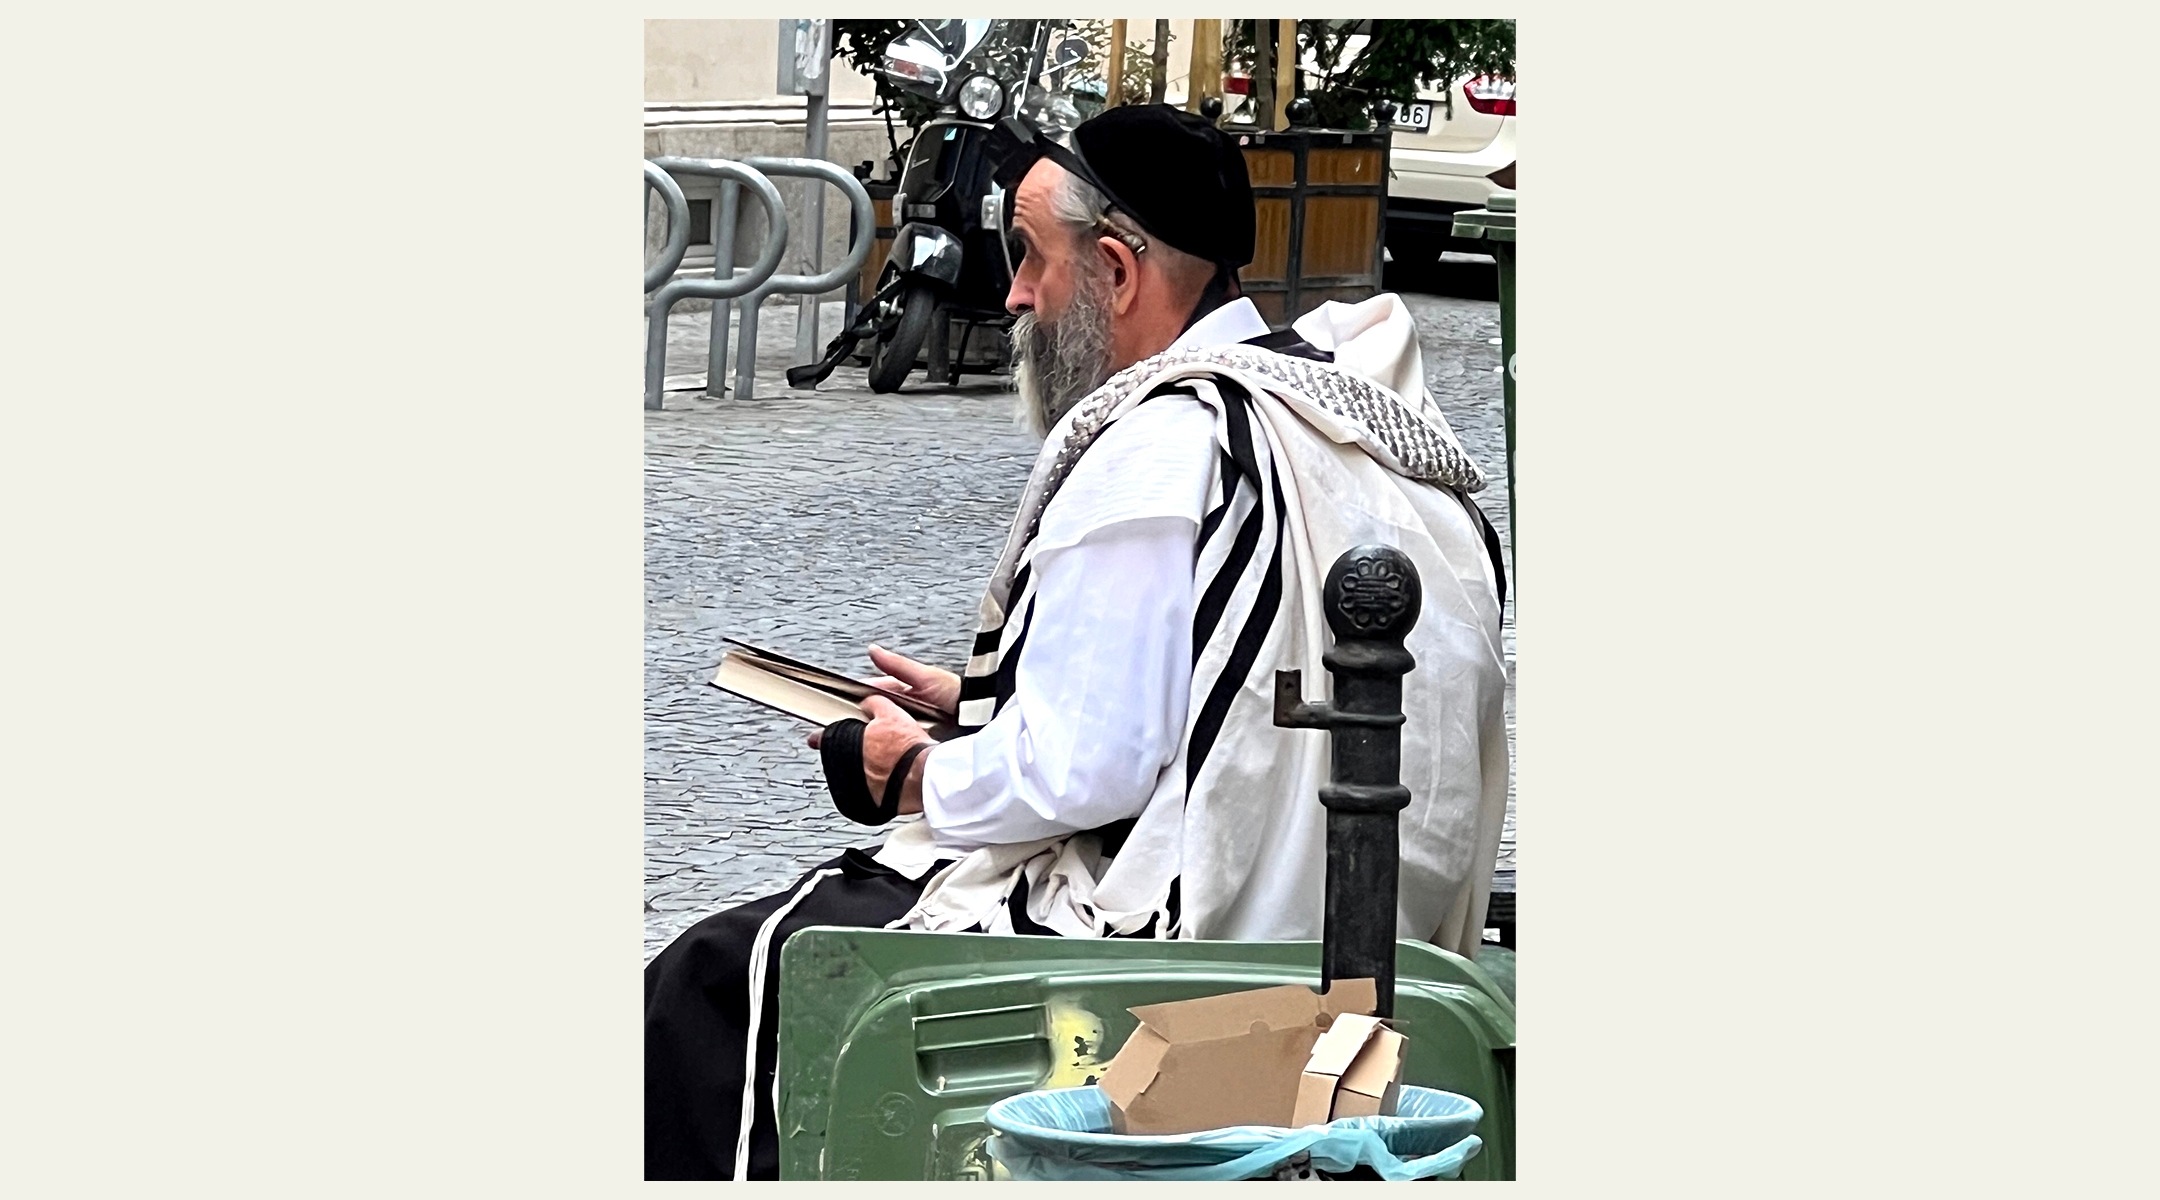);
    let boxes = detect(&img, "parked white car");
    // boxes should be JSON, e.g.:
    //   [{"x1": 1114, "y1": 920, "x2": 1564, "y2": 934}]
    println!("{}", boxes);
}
[{"x1": 1385, "y1": 75, "x2": 1516, "y2": 269}]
